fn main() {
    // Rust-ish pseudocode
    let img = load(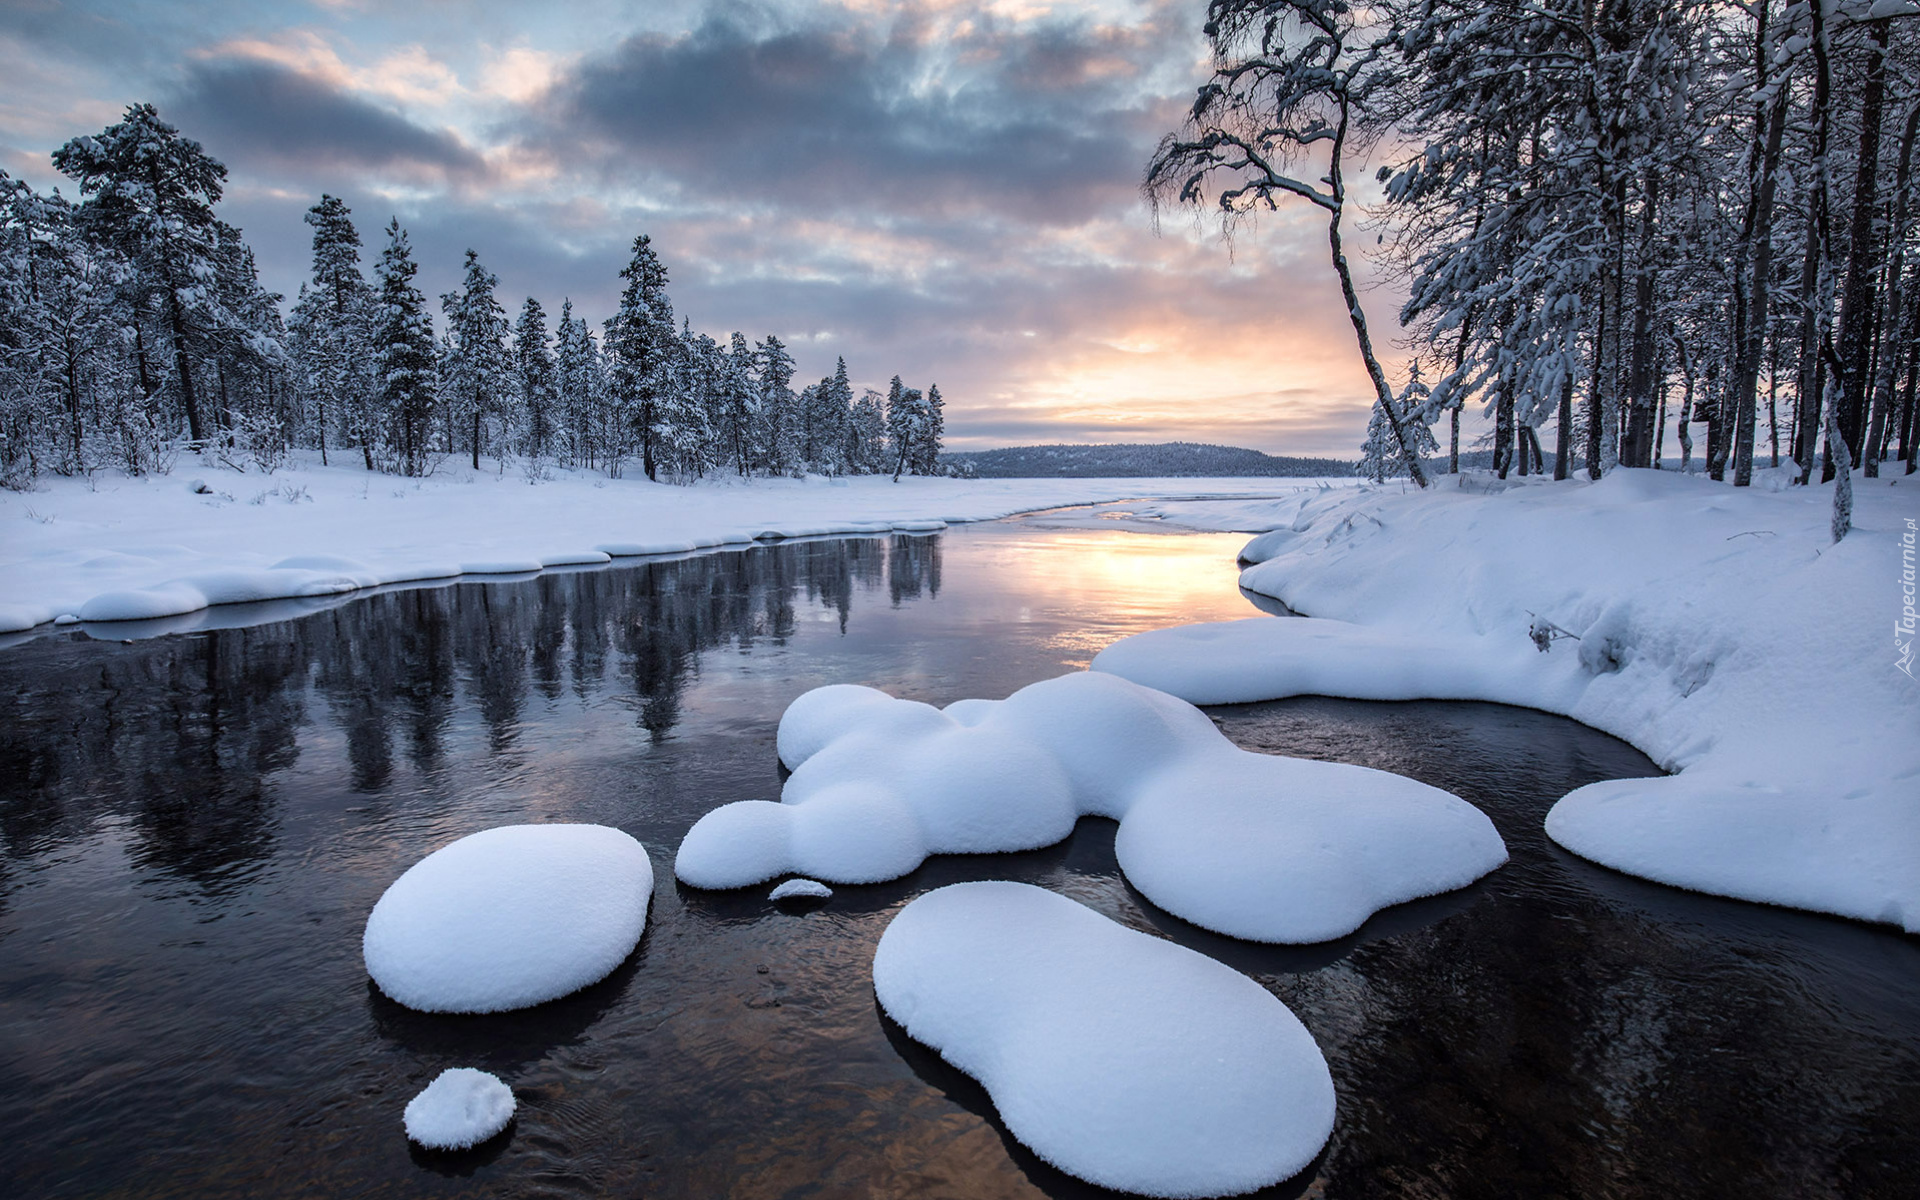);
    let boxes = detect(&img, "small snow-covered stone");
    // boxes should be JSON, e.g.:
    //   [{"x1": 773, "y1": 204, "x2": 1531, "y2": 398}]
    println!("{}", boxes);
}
[
  {"x1": 403, "y1": 1068, "x2": 515, "y2": 1149},
  {"x1": 364, "y1": 824, "x2": 653, "y2": 1013},
  {"x1": 875, "y1": 882, "x2": 1334, "y2": 1197},
  {"x1": 769, "y1": 877, "x2": 833, "y2": 901}
]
